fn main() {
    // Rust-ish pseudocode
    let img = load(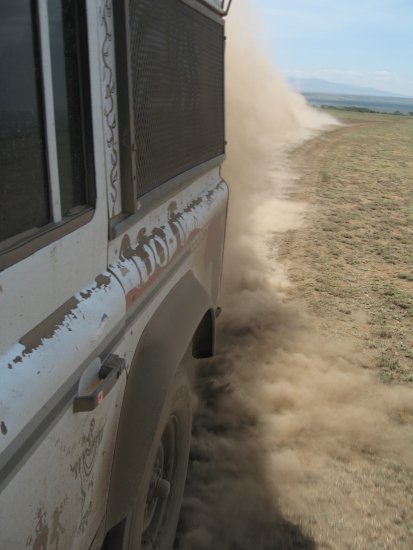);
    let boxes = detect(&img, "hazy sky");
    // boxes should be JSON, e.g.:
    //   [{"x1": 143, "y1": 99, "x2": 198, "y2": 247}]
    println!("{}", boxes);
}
[{"x1": 257, "y1": 0, "x2": 413, "y2": 96}]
